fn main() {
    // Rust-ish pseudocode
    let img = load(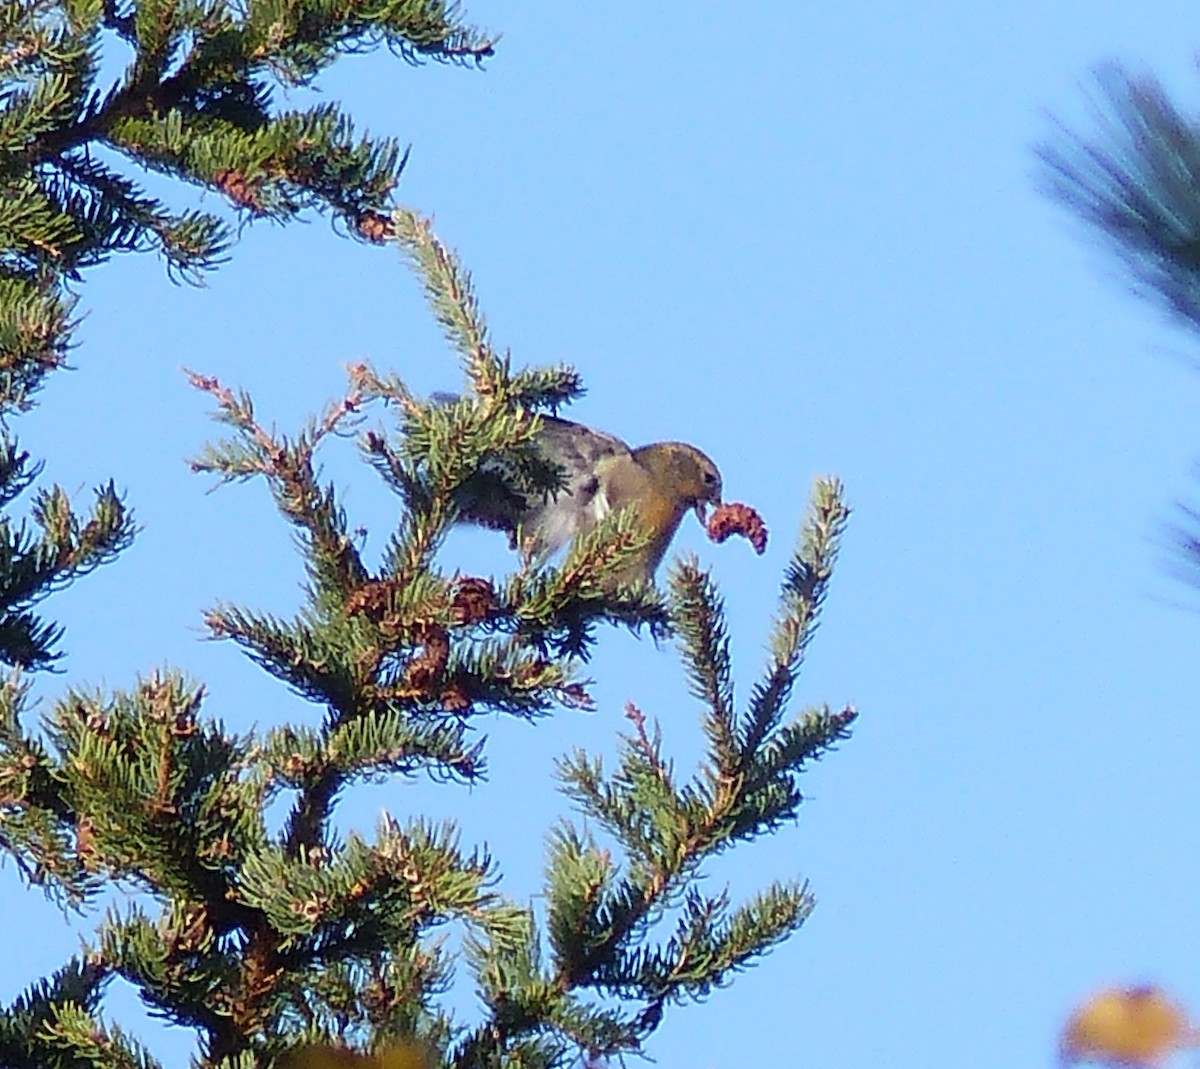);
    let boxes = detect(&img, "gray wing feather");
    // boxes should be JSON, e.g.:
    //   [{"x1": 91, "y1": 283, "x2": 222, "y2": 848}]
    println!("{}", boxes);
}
[
  {"x1": 518, "y1": 417, "x2": 630, "y2": 554},
  {"x1": 454, "y1": 413, "x2": 631, "y2": 555}
]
